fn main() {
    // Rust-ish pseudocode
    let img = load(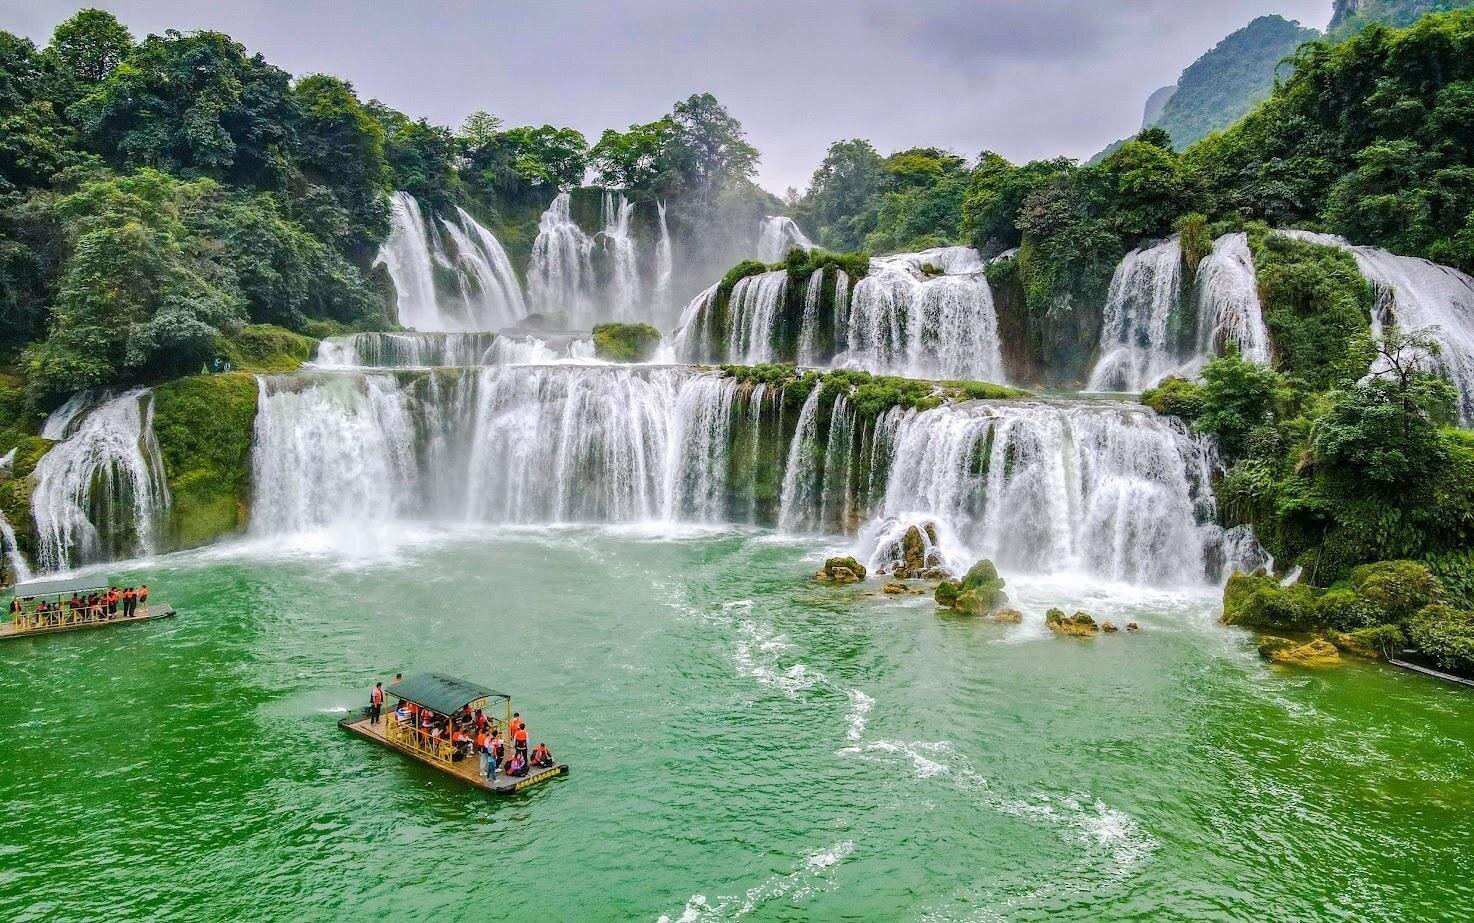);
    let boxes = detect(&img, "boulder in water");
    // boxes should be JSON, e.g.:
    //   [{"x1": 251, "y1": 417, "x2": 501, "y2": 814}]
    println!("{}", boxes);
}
[
  {"x1": 935, "y1": 558, "x2": 1007, "y2": 615},
  {"x1": 882, "y1": 581, "x2": 908, "y2": 595},
  {"x1": 817, "y1": 556, "x2": 867, "y2": 584},
  {"x1": 1102, "y1": 621, "x2": 1119, "y2": 633},
  {"x1": 1259, "y1": 636, "x2": 1340, "y2": 666},
  {"x1": 877, "y1": 522, "x2": 945, "y2": 579},
  {"x1": 1046, "y1": 608, "x2": 1099, "y2": 637},
  {"x1": 1126, "y1": 622, "x2": 1140, "y2": 631},
  {"x1": 991, "y1": 608, "x2": 1023, "y2": 624}
]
